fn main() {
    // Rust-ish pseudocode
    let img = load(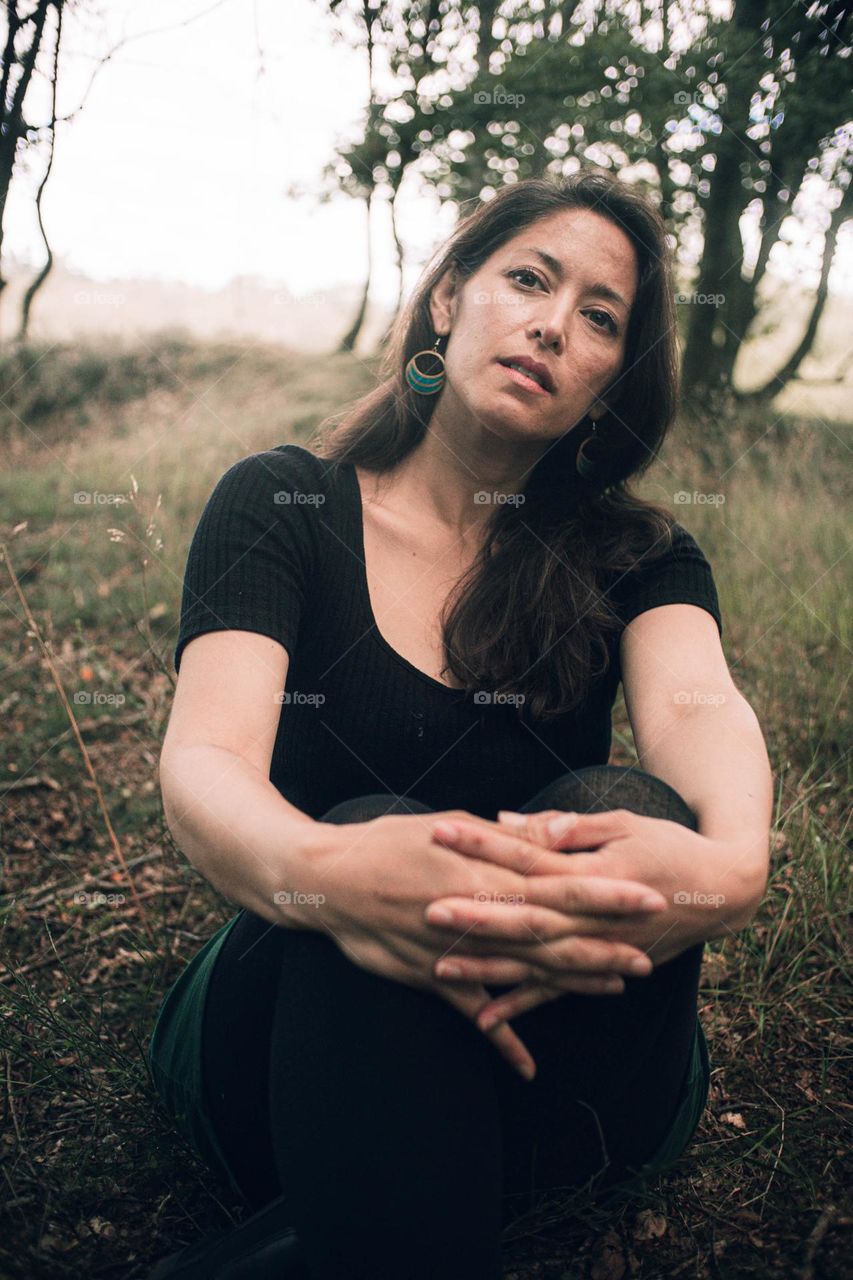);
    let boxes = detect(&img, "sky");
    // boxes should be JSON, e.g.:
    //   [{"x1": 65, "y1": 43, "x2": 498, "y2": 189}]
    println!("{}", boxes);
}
[{"x1": 4, "y1": 0, "x2": 851, "y2": 305}]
